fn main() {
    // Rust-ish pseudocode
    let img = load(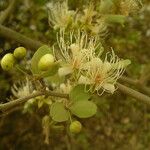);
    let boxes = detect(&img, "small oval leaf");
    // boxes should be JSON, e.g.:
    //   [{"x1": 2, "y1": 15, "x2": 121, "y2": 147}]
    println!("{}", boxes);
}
[
  {"x1": 69, "y1": 85, "x2": 91, "y2": 102},
  {"x1": 70, "y1": 101, "x2": 97, "y2": 118},
  {"x1": 50, "y1": 102, "x2": 69, "y2": 122}
]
